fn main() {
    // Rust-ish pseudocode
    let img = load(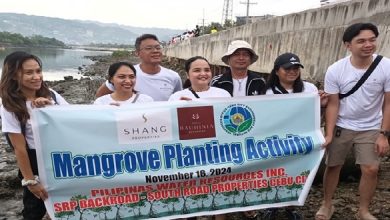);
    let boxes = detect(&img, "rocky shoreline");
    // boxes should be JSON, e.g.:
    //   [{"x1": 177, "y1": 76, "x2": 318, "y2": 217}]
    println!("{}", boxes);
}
[{"x1": 0, "y1": 54, "x2": 389, "y2": 219}]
